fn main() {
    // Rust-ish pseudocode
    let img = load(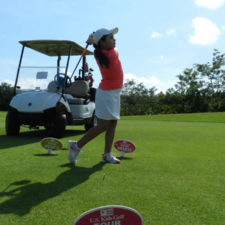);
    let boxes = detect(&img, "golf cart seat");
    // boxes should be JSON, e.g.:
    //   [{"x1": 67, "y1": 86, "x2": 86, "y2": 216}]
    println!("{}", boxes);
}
[
  {"x1": 64, "y1": 80, "x2": 90, "y2": 104},
  {"x1": 47, "y1": 81, "x2": 61, "y2": 93}
]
